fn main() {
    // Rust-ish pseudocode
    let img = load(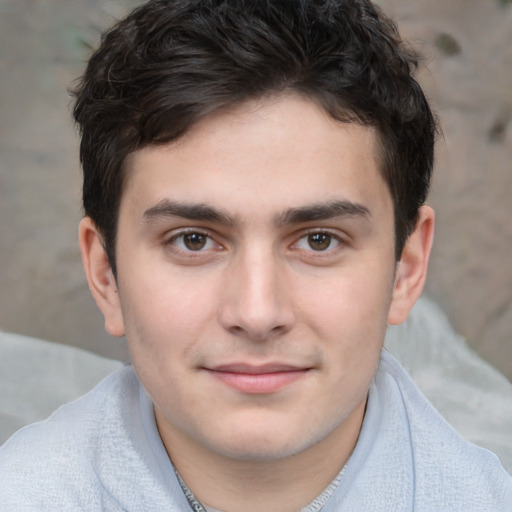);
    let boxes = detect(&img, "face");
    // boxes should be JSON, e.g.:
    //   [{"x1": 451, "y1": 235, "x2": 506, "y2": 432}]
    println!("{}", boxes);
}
[{"x1": 104, "y1": 95, "x2": 401, "y2": 461}]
